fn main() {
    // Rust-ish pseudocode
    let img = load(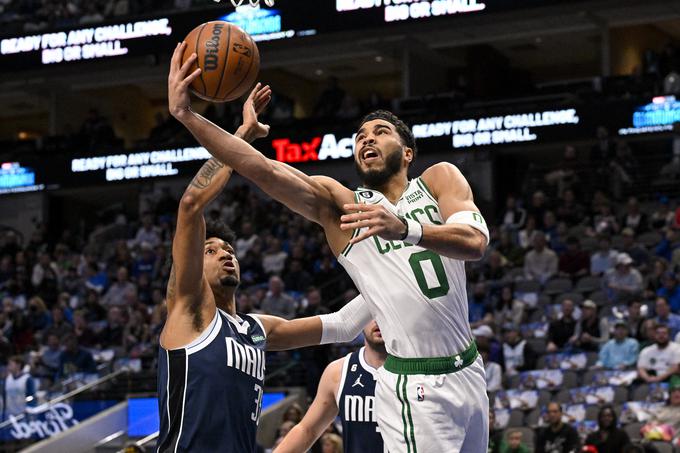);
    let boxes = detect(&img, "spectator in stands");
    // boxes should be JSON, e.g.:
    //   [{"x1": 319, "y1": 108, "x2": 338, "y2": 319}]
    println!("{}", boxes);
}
[
  {"x1": 650, "y1": 196, "x2": 675, "y2": 230},
  {"x1": 640, "y1": 375, "x2": 680, "y2": 444},
  {"x1": 637, "y1": 324, "x2": 680, "y2": 383},
  {"x1": 528, "y1": 191, "x2": 548, "y2": 229},
  {"x1": 657, "y1": 272, "x2": 680, "y2": 312},
  {"x1": 558, "y1": 237, "x2": 590, "y2": 278},
  {"x1": 501, "y1": 195, "x2": 526, "y2": 232},
  {"x1": 655, "y1": 227, "x2": 680, "y2": 262},
  {"x1": 58, "y1": 334, "x2": 96, "y2": 379},
  {"x1": 655, "y1": 296, "x2": 680, "y2": 338},
  {"x1": 621, "y1": 197, "x2": 647, "y2": 234},
  {"x1": 27, "y1": 296, "x2": 49, "y2": 332},
  {"x1": 626, "y1": 299, "x2": 647, "y2": 341},
  {"x1": 468, "y1": 282, "x2": 493, "y2": 328},
  {"x1": 593, "y1": 203, "x2": 620, "y2": 235},
  {"x1": 518, "y1": 216, "x2": 539, "y2": 249},
  {"x1": 31, "y1": 251, "x2": 59, "y2": 303},
  {"x1": 534, "y1": 402, "x2": 580, "y2": 453},
  {"x1": 502, "y1": 324, "x2": 536, "y2": 376},
  {"x1": 603, "y1": 253, "x2": 643, "y2": 302},
  {"x1": 72, "y1": 310, "x2": 96, "y2": 348},
  {"x1": 500, "y1": 430, "x2": 531, "y2": 453},
  {"x1": 313, "y1": 77, "x2": 345, "y2": 119},
  {"x1": 524, "y1": 232, "x2": 558, "y2": 284},
  {"x1": 494, "y1": 284, "x2": 525, "y2": 327},
  {"x1": 590, "y1": 236, "x2": 618, "y2": 276},
  {"x1": 262, "y1": 238, "x2": 288, "y2": 275},
  {"x1": 134, "y1": 212, "x2": 161, "y2": 248},
  {"x1": 36, "y1": 333, "x2": 62, "y2": 380},
  {"x1": 547, "y1": 299, "x2": 578, "y2": 353},
  {"x1": 282, "y1": 403, "x2": 304, "y2": 424},
  {"x1": 497, "y1": 231, "x2": 525, "y2": 267},
  {"x1": 555, "y1": 189, "x2": 585, "y2": 226},
  {"x1": 489, "y1": 408, "x2": 504, "y2": 453},
  {"x1": 620, "y1": 227, "x2": 650, "y2": 269},
  {"x1": 480, "y1": 343, "x2": 502, "y2": 392},
  {"x1": 283, "y1": 259, "x2": 313, "y2": 293},
  {"x1": 3, "y1": 355, "x2": 36, "y2": 417},
  {"x1": 482, "y1": 251, "x2": 507, "y2": 282},
  {"x1": 44, "y1": 306, "x2": 73, "y2": 339},
  {"x1": 235, "y1": 221, "x2": 259, "y2": 257},
  {"x1": 261, "y1": 276, "x2": 297, "y2": 320},
  {"x1": 572, "y1": 299, "x2": 609, "y2": 351},
  {"x1": 474, "y1": 324, "x2": 502, "y2": 365},
  {"x1": 320, "y1": 433, "x2": 343, "y2": 453},
  {"x1": 596, "y1": 320, "x2": 639, "y2": 369},
  {"x1": 98, "y1": 306, "x2": 125, "y2": 350},
  {"x1": 101, "y1": 266, "x2": 136, "y2": 307},
  {"x1": 583, "y1": 404, "x2": 631, "y2": 453}
]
